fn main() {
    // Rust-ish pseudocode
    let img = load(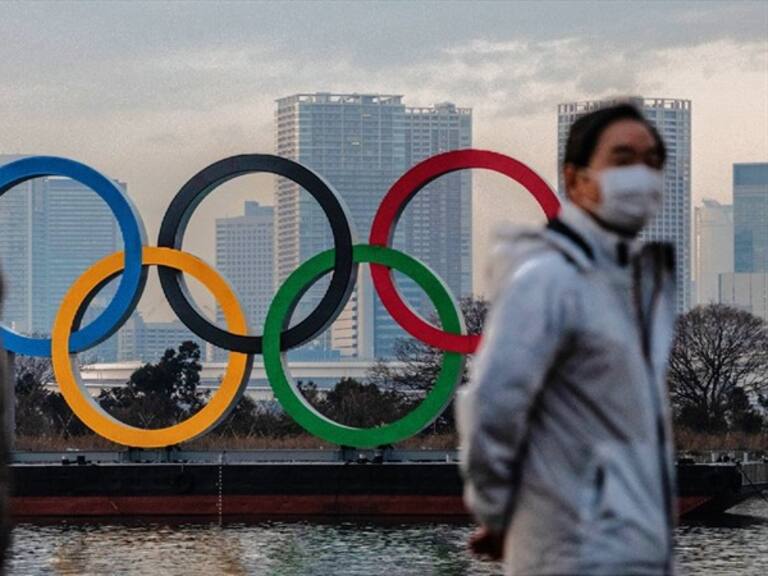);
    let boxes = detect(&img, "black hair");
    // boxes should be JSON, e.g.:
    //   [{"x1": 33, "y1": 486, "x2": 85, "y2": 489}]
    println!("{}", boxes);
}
[{"x1": 563, "y1": 103, "x2": 666, "y2": 168}]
